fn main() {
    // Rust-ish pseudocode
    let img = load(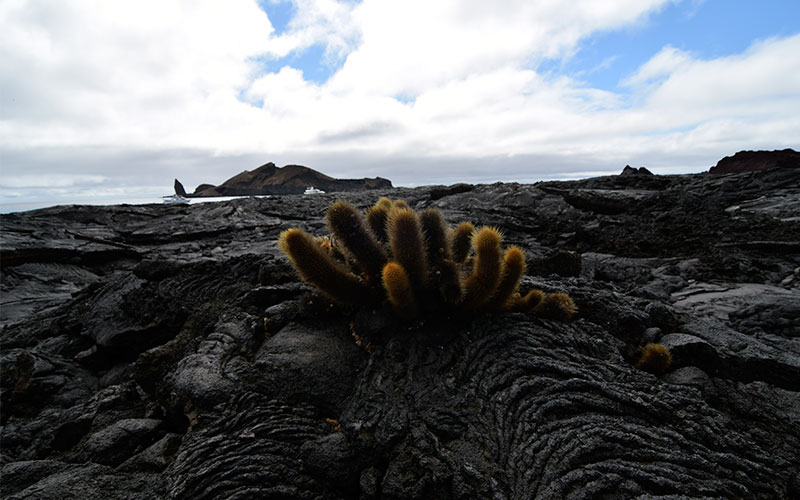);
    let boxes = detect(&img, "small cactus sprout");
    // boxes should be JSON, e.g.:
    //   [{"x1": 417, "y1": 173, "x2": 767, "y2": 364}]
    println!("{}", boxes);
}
[
  {"x1": 278, "y1": 228, "x2": 370, "y2": 304},
  {"x1": 512, "y1": 289, "x2": 545, "y2": 313},
  {"x1": 278, "y1": 198, "x2": 577, "y2": 324},
  {"x1": 462, "y1": 227, "x2": 503, "y2": 308},
  {"x1": 532, "y1": 292, "x2": 578, "y2": 321},
  {"x1": 382, "y1": 262, "x2": 417, "y2": 318},
  {"x1": 636, "y1": 343, "x2": 672, "y2": 374},
  {"x1": 451, "y1": 222, "x2": 475, "y2": 264},
  {"x1": 314, "y1": 235, "x2": 333, "y2": 253}
]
